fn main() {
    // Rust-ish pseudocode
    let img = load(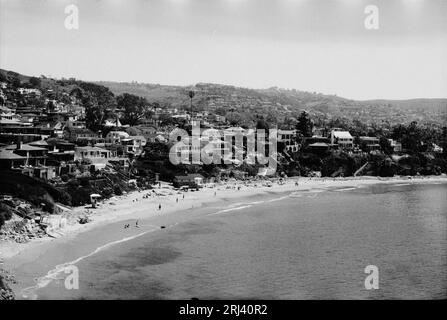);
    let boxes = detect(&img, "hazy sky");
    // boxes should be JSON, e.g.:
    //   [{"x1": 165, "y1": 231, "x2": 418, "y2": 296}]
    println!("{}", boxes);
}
[{"x1": 1, "y1": 0, "x2": 446, "y2": 100}]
